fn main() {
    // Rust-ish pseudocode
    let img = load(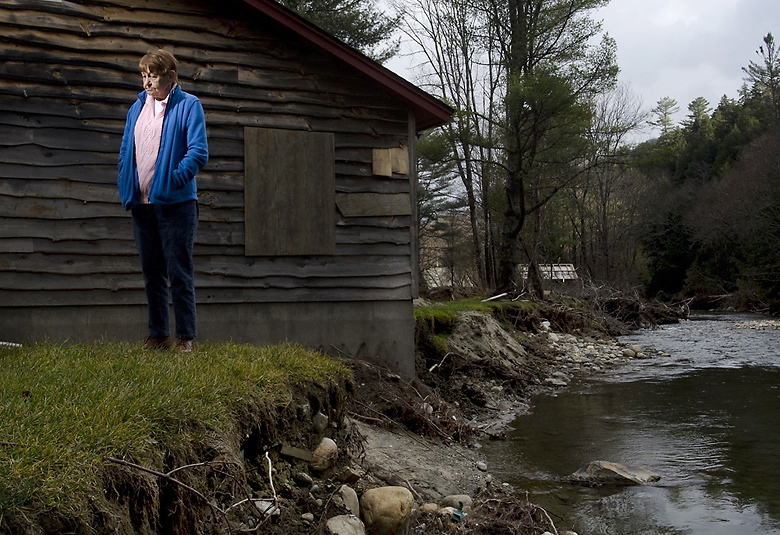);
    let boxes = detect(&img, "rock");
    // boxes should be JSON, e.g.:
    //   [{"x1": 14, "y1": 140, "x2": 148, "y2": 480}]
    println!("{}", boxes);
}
[
  {"x1": 419, "y1": 502, "x2": 439, "y2": 514},
  {"x1": 566, "y1": 460, "x2": 660, "y2": 487},
  {"x1": 630, "y1": 344, "x2": 642, "y2": 354},
  {"x1": 294, "y1": 471, "x2": 314, "y2": 486},
  {"x1": 311, "y1": 437, "x2": 338, "y2": 471},
  {"x1": 281, "y1": 443, "x2": 313, "y2": 462},
  {"x1": 301, "y1": 512, "x2": 315, "y2": 522},
  {"x1": 440, "y1": 494, "x2": 472, "y2": 511},
  {"x1": 326, "y1": 515, "x2": 366, "y2": 535},
  {"x1": 337, "y1": 466, "x2": 362, "y2": 484},
  {"x1": 360, "y1": 486, "x2": 414, "y2": 535},
  {"x1": 543, "y1": 377, "x2": 568, "y2": 387},
  {"x1": 552, "y1": 371, "x2": 570, "y2": 380},
  {"x1": 253, "y1": 500, "x2": 280, "y2": 517},
  {"x1": 313, "y1": 411, "x2": 329, "y2": 433},
  {"x1": 622, "y1": 348, "x2": 637, "y2": 358},
  {"x1": 476, "y1": 461, "x2": 488, "y2": 472},
  {"x1": 339, "y1": 484, "x2": 360, "y2": 516}
]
